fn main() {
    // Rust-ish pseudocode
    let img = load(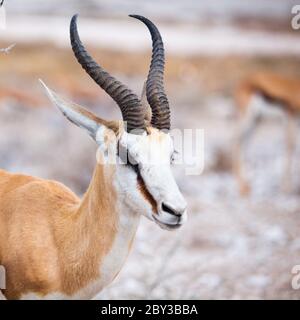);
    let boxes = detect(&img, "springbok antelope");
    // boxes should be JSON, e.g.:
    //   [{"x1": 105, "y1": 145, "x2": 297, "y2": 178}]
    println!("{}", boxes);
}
[
  {"x1": 234, "y1": 71, "x2": 300, "y2": 195},
  {"x1": 0, "y1": 14, "x2": 187, "y2": 300}
]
